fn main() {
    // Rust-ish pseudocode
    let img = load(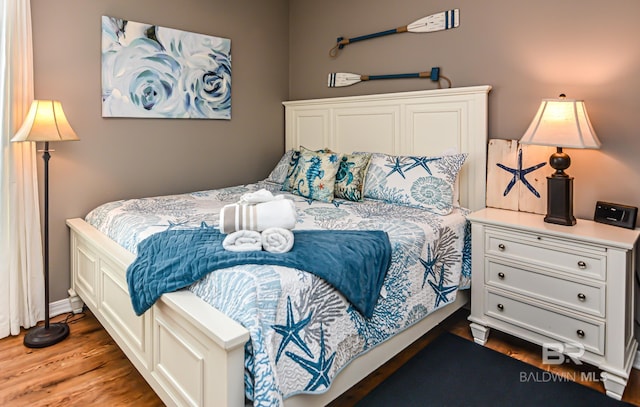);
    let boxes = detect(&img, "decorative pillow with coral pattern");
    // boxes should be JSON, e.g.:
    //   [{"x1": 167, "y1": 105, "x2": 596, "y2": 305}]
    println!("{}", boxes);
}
[
  {"x1": 281, "y1": 150, "x2": 302, "y2": 191},
  {"x1": 363, "y1": 153, "x2": 467, "y2": 214},
  {"x1": 266, "y1": 149, "x2": 295, "y2": 184},
  {"x1": 334, "y1": 152, "x2": 372, "y2": 201},
  {"x1": 290, "y1": 149, "x2": 342, "y2": 202}
]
